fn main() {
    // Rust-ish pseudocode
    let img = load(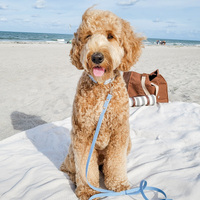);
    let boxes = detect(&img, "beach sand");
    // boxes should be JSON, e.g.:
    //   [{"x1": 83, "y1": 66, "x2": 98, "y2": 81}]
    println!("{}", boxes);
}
[{"x1": 1, "y1": 43, "x2": 200, "y2": 140}]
